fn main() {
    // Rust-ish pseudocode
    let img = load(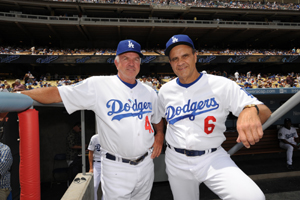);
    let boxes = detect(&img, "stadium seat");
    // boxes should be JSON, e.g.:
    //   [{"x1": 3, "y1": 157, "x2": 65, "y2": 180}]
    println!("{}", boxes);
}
[{"x1": 51, "y1": 153, "x2": 70, "y2": 188}]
